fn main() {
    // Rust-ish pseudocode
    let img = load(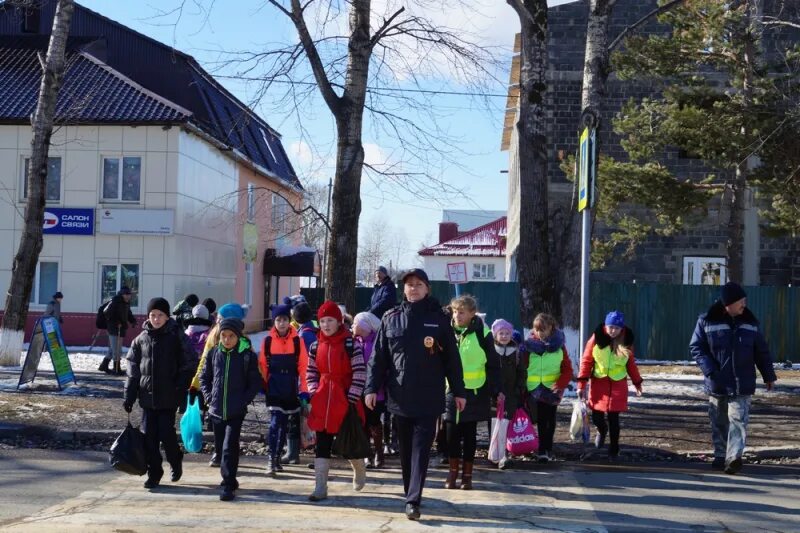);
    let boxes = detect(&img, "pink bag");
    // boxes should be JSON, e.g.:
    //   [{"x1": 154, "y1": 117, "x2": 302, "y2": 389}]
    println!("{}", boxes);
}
[{"x1": 506, "y1": 407, "x2": 539, "y2": 455}]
